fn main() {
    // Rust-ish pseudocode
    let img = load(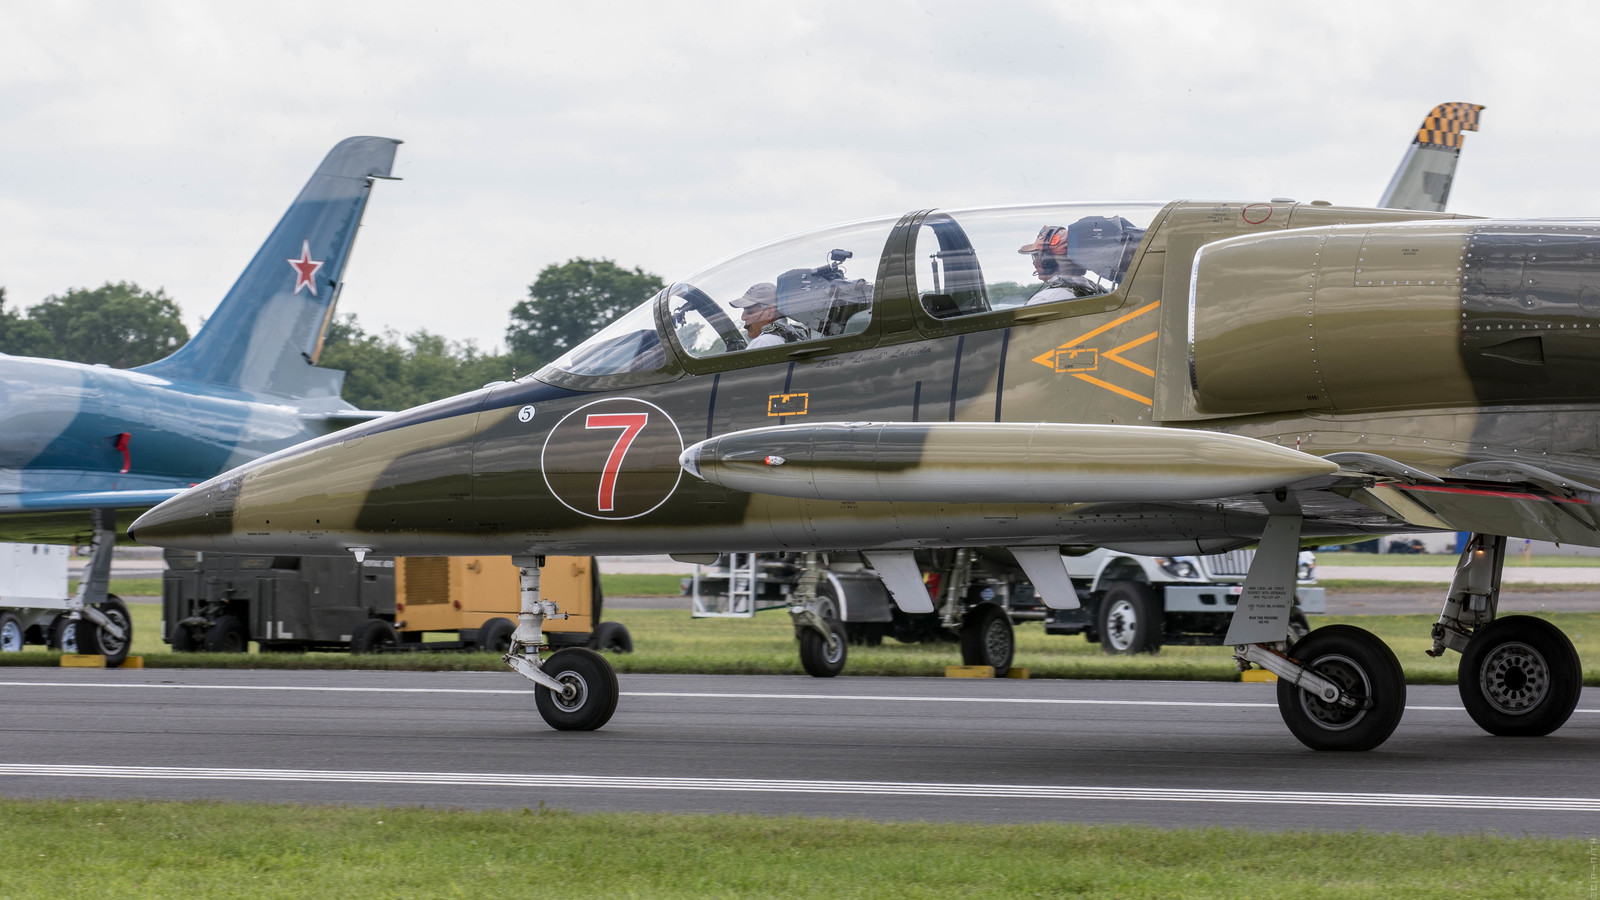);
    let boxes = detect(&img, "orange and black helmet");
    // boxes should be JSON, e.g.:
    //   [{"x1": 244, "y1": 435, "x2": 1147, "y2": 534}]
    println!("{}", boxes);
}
[{"x1": 1017, "y1": 225, "x2": 1069, "y2": 255}]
